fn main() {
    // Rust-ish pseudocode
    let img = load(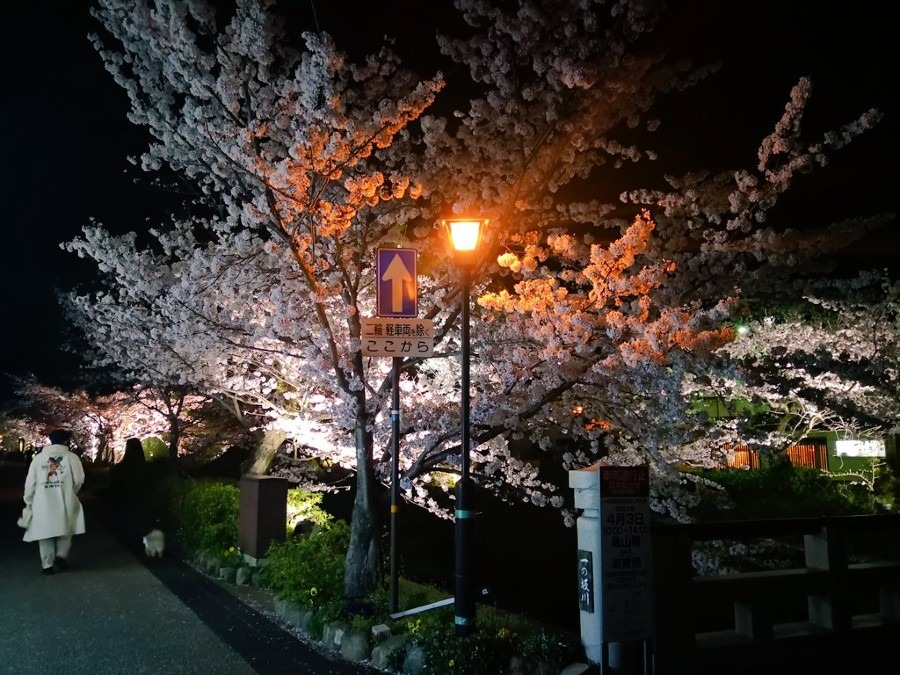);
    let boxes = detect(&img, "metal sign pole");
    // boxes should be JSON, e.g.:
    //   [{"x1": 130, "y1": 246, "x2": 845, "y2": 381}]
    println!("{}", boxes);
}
[
  {"x1": 374, "y1": 247, "x2": 420, "y2": 615},
  {"x1": 390, "y1": 356, "x2": 401, "y2": 614}
]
